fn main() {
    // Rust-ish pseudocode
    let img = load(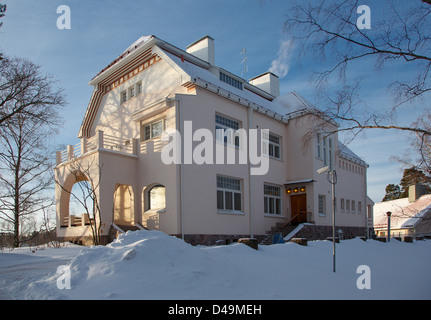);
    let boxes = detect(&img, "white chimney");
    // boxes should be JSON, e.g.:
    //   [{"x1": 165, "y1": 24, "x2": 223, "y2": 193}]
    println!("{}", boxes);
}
[
  {"x1": 408, "y1": 184, "x2": 428, "y2": 203},
  {"x1": 249, "y1": 72, "x2": 280, "y2": 97},
  {"x1": 186, "y1": 35, "x2": 215, "y2": 65}
]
